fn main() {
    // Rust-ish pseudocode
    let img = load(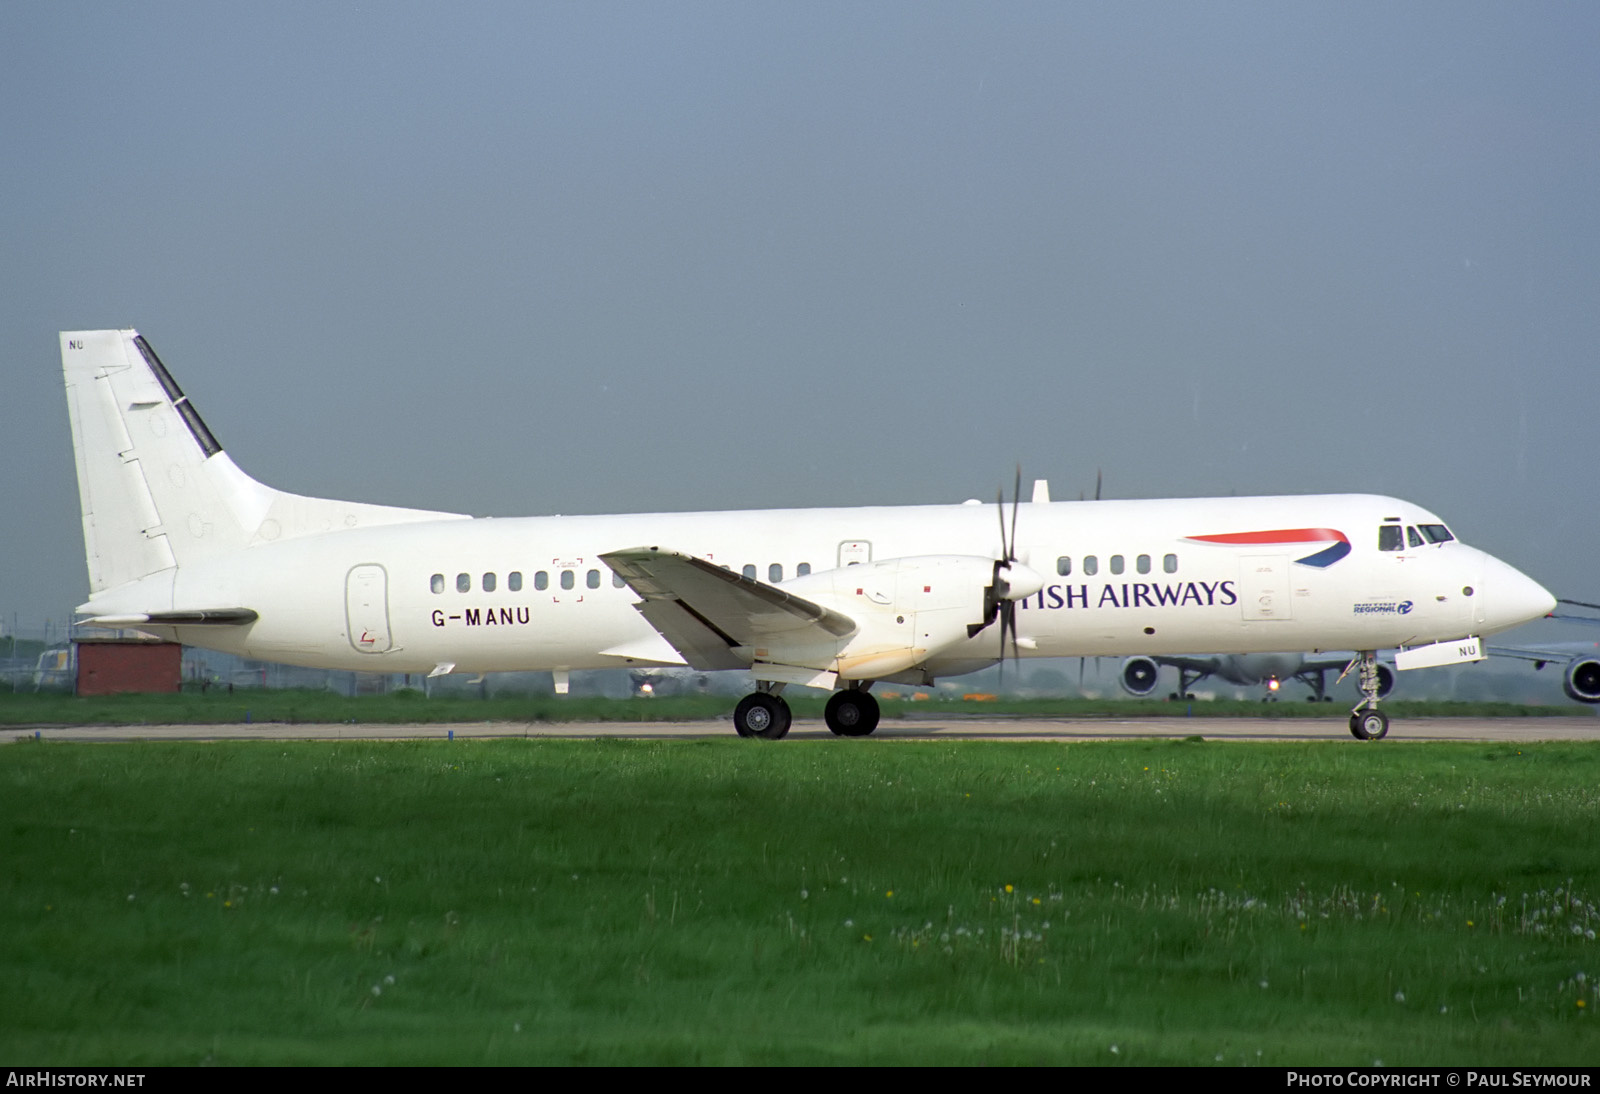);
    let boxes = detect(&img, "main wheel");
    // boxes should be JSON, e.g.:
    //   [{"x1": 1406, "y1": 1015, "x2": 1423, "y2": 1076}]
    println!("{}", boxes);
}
[
  {"x1": 1349, "y1": 709, "x2": 1389, "y2": 741},
  {"x1": 825, "y1": 690, "x2": 880, "y2": 737},
  {"x1": 734, "y1": 693, "x2": 791, "y2": 739}
]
